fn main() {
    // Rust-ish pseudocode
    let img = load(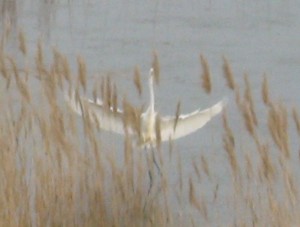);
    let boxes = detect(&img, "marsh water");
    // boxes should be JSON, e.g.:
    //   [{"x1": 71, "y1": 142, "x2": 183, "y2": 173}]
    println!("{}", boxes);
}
[{"x1": 1, "y1": 0, "x2": 300, "y2": 225}]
